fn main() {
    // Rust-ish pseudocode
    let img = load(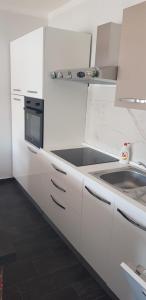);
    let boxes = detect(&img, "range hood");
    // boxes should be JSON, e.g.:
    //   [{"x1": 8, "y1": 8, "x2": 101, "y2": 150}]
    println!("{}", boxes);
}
[{"x1": 50, "y1": 23, "x2": 121, "y2": 86}]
